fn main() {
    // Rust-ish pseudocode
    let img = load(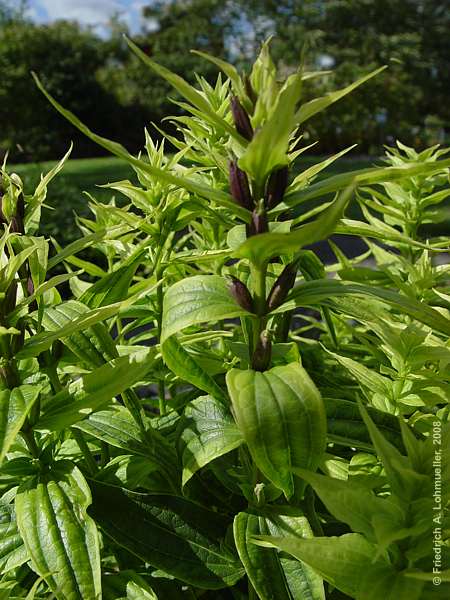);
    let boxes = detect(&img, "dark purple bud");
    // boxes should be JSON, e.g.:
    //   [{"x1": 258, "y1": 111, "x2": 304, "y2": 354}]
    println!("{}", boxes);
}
[
  {"x1": 267, "y1": 262, "x2": 298, "y2": 311},
  {"x1": 10, "y1": 216, "x2": 23, "y2": 234},
  {"x1": 16, "y1": 194, "x2": 25, "y2": 220},
  {"x1": 4, "y1": 281, "x2": 17, "y2": 314},
  {"x1": 251, "y1": 331, "x2": 272, "y2": 371},
  {"x1": 229, "y1": 160, "x2": 253, "y2": 211},
  {"x1": 27, "y1": 276, "x2": 34, "y2": 296},
  {"x1": 247, "y1": 206, "x2": 268, "y2": 237},
  {"x1": 27, "y1": 276, "x2": 37, "y2": 312},
  {"x1": 0, "y1": 196, "x2": 5, "y2": 225},
  {"x1": 228, "y1": 276, "x2": 254, "y2": 313},
  {"x1": 244, "y1": 75, "x2": 257, "y2": 106},
  {"x1": 265, "y1": 166, "x2": 289, "y2": 210},
  {"x1": 230, "y1": 96, "x2": 254, "y2": 141}
]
